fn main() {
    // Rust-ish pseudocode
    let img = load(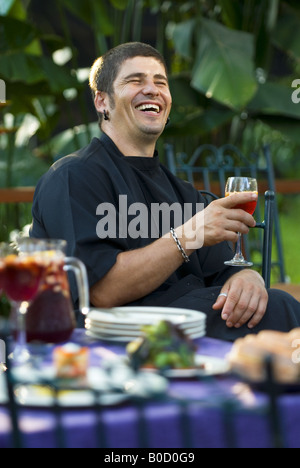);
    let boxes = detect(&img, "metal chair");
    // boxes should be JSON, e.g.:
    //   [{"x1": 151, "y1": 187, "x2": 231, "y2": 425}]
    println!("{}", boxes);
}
[{"x1": 165, "y1": 142, "x2": 283, "y2": 288}]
